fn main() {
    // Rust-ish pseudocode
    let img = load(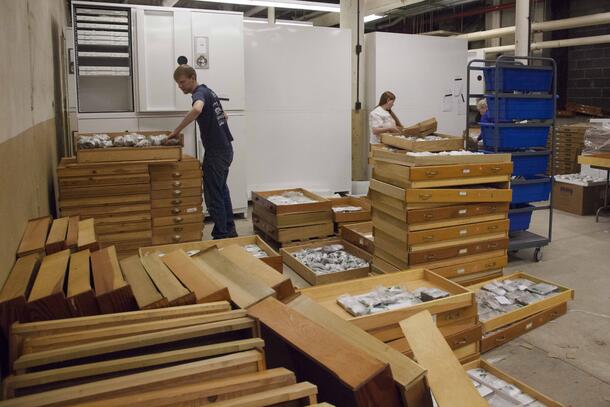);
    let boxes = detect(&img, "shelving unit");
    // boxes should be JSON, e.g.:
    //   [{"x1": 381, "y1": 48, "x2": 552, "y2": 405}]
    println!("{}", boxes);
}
[
  {"x1": 467, "y1": 55, "x2": 557, "y2": 262},
  {"x1": 73, "y1": 5, "x2": 134, "y2": 112}
]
